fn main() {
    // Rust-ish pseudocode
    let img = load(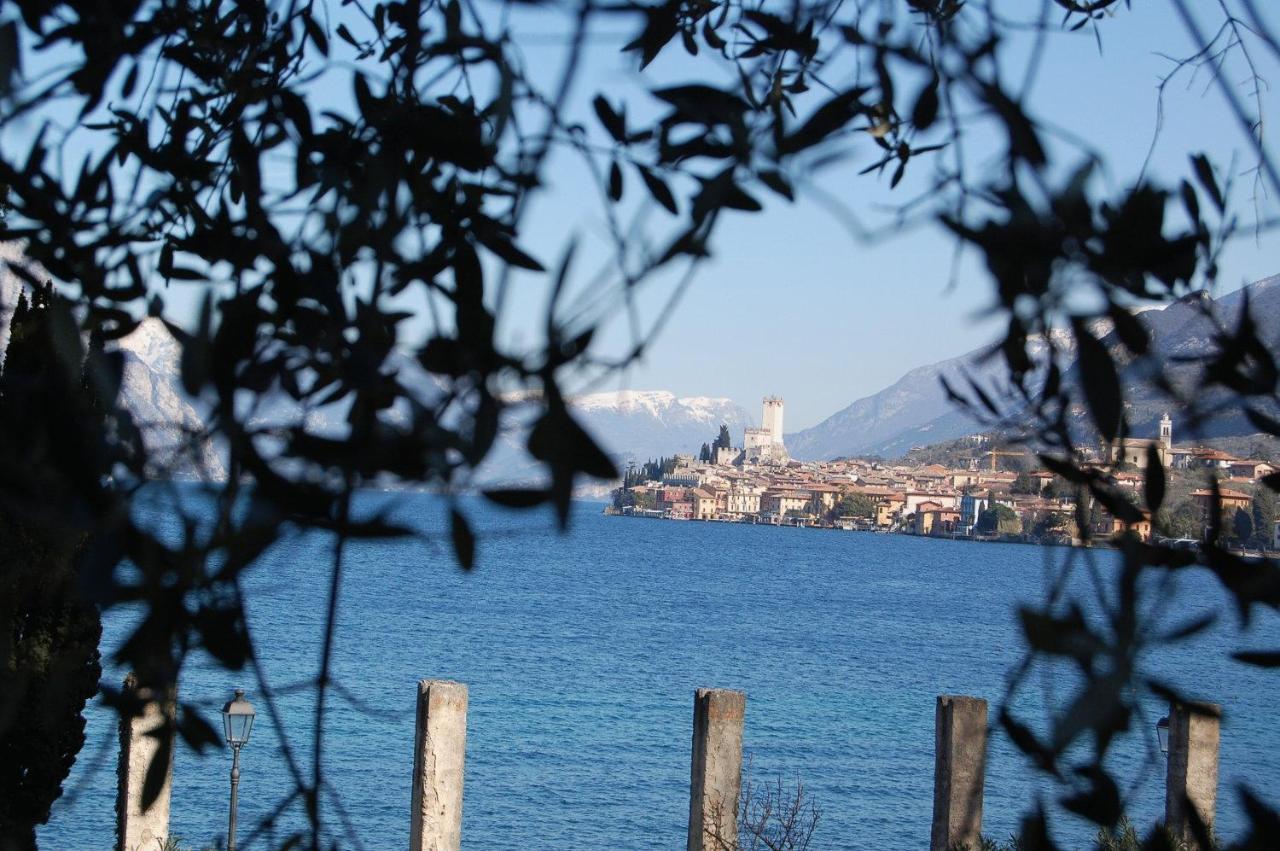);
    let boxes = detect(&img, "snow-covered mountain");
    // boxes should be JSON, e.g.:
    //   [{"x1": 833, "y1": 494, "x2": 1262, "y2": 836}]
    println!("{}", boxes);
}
[
  {"x1": 116, "y1": 318, "x2": 226, "y2": 479},
  {"x1": 470, "y1": 389, "x2": 752, "y2": 489},
  {"x1": 568, "y1": 390, "x2": 751, "y2": 462}
]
